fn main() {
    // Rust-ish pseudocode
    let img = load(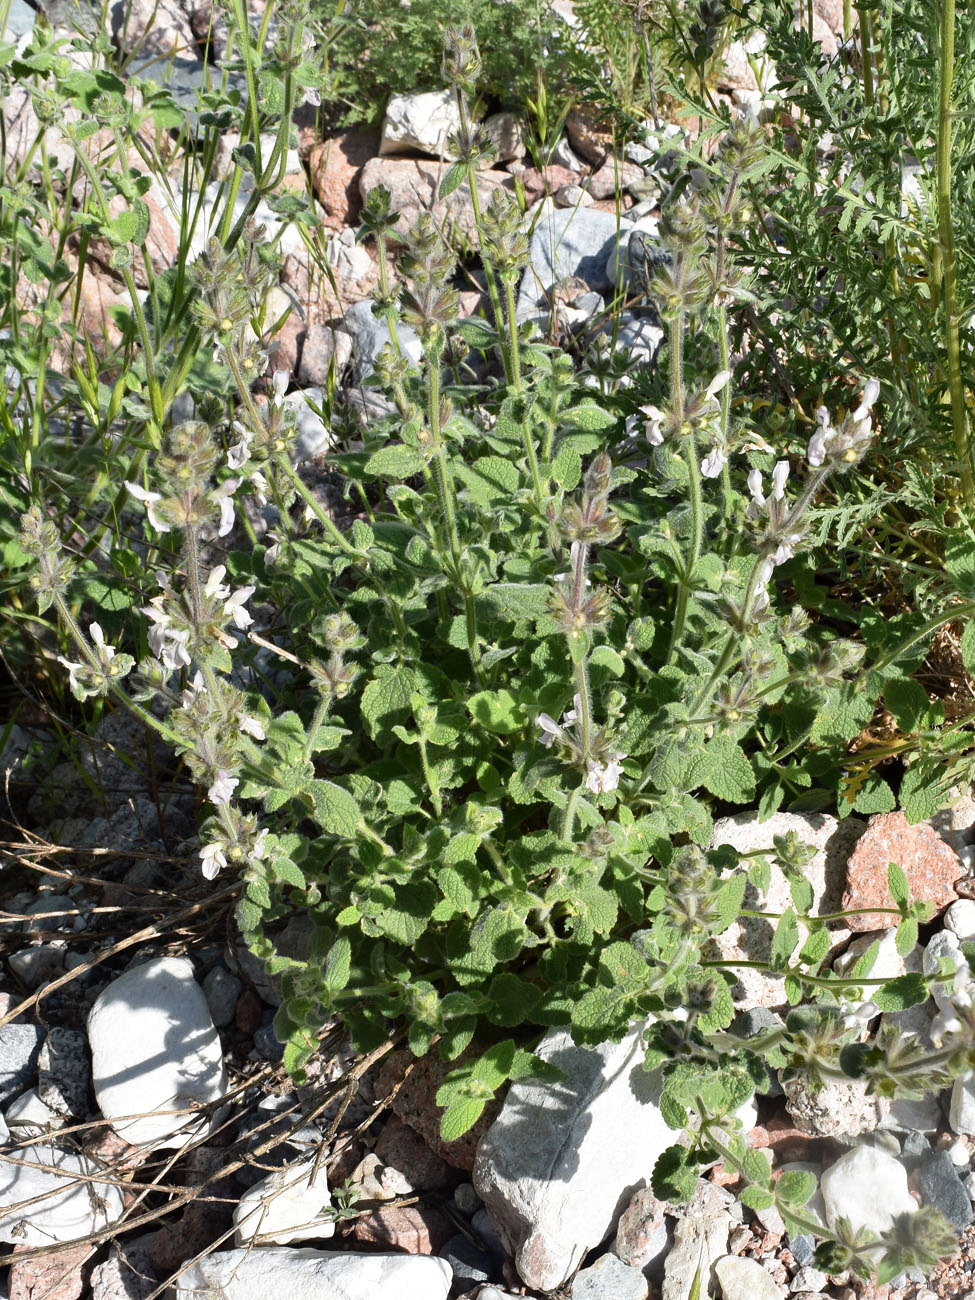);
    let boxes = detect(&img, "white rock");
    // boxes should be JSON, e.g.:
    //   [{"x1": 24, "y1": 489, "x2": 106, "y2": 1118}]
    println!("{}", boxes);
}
[
  {"x1": 88, "y1": 956, "x2": 227, "y2": 1149},
  {"x1": 234, "y1": 1155, "x2": 336, "y2": 1245},
  {"x1": 820, "y1": 1146, "x2": 916, "y2": 1236},
  {"x1": 379, "y1": 89, "x2": 461, "y2": 158},
  {"x1": 662, "y1": 1208, "x2": 730, "y2": 1300},
  {"x1": 930, "y1": 789, "x2": 975, "y2": 853},
  {"x1": 948, "y1": 1138, "x2": 971, "y2": 1168},
  {"x1": 714, "y1": 1255, "x2": 783, "y2": 1300},
  {"x1": 173, "y1": 1247, "x2": 452, "y2": 1299},
  {"x1": 517, "y1": 206, "x2": 622, "y2": 318},
  {"x1": 705, "y1": 811, "x2": 862, "y2": 1009},
  {"x1": 342, "y1": 298, "x2": 423, "y2": 380},
  {"x1": 945, "y1": 899, "x2": 975, "y2": 941},
  {"x1": 473, "y1": 1023, "x2": 676, "y2": 1293},
  {"x1": 482, "y1": 112, "x2": 526, "y2": 163},
  {"x1": 0, "y1": 1142, "x2": 124, "y2": 1245},
  {"x1": 833, "y1": 928, "x2": 907, "y2": 1022},
  {"x1": 4, "y1": 1088, "x2": 62, "y2": 1138},
  {"x1": 951, "y1": 1075, "x2": 975, "y2": 1135}
]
